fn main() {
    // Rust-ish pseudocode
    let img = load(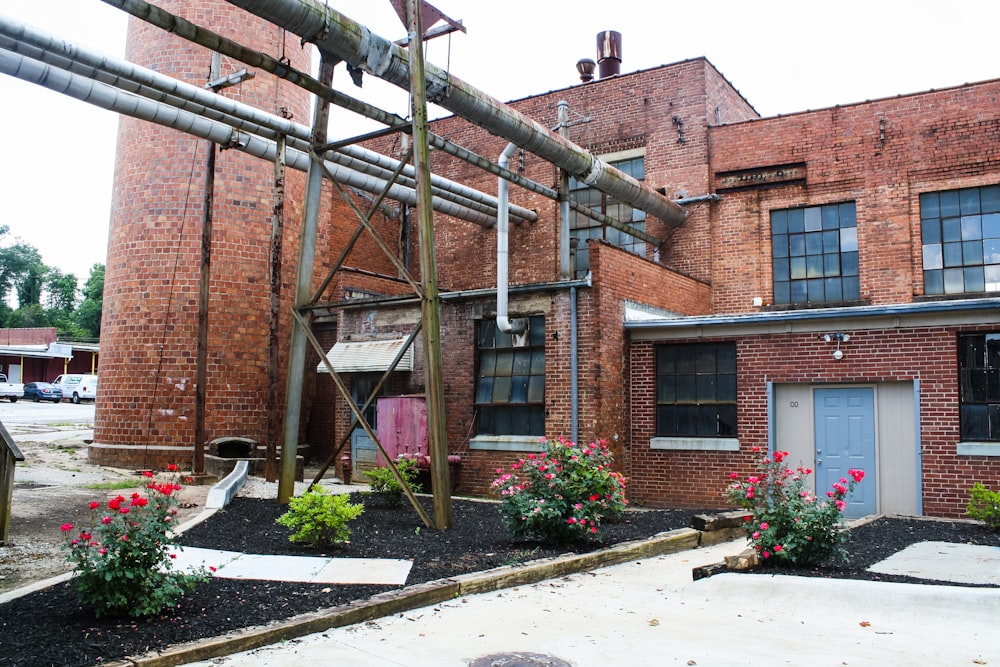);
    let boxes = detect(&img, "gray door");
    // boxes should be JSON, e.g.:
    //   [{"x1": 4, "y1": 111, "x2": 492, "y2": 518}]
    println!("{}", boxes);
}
[{"x1": 814, "y1": 387, "x2": 877, "y2": 518}]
